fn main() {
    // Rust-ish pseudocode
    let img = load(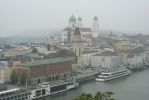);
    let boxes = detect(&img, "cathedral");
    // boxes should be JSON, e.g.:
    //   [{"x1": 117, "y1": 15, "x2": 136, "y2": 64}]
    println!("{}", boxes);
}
[{"x1": 61, "y1": 15, "x2": 99, "y2": 46}]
